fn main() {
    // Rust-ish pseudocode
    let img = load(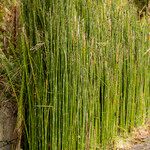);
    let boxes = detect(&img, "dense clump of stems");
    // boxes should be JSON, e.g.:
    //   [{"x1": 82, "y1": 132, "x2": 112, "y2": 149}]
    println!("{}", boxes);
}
[{"x1": 2, "y1": 0, "x2": 149, "y2": 149}]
